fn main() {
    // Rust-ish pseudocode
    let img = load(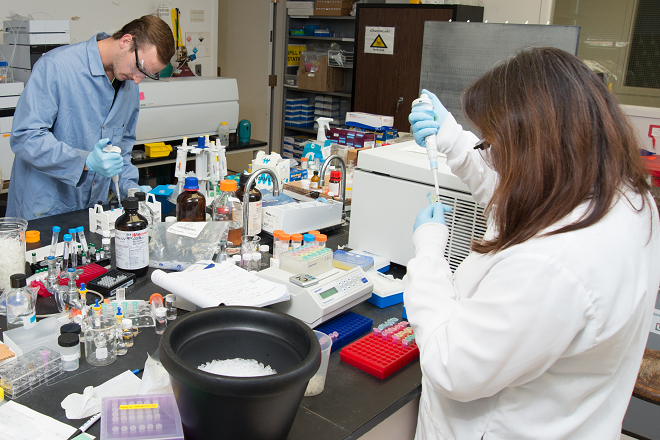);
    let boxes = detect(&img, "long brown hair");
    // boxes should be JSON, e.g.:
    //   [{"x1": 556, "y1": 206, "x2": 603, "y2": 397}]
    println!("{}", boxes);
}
[
  {"x1": 462, "y1": 47, "x2": 651, "y2": 254},
  {"x1": 112, "y1": 15, "x2": 175, "y2": 66}
]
